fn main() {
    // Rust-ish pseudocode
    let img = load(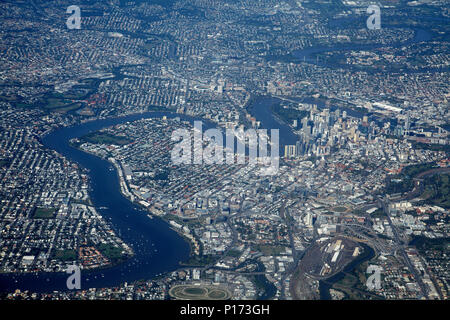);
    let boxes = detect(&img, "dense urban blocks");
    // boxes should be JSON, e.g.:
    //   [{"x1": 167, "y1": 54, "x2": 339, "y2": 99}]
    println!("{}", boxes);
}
[{"x1": 0, "y1": 0, "x2": 449, "y2": 301}]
